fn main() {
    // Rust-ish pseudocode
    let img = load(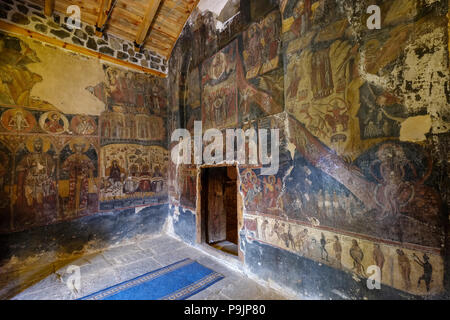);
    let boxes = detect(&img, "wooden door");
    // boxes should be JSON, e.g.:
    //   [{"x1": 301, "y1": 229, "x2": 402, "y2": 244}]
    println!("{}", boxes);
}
[
  {"x1": 225, "y1": 181, "x2": 238, "y2": 244},
  {"x1": 207, "y1": 171, "x2": 226, "y2": 243}
]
